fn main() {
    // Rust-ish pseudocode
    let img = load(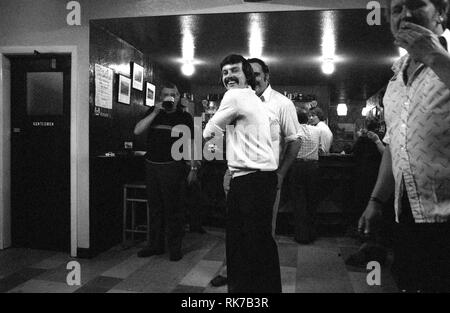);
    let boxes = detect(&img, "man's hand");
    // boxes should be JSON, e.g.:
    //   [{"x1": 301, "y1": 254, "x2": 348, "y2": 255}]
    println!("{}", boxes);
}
[
  {"x1": 153, "y1": 101, "x2": 164, "y2": 114},
  {"x1": 358, "y1": 201, "x2": 383, "y2": 236},
  {"x1": 276, "y1": 171, "x2": 285, "y2": 190},
  {"x1": 187, "y1": 169, "x2": 198, "y2": 186},
  {"x1": 395, "y1": 22, "x2": 447, "y2": 66}
]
